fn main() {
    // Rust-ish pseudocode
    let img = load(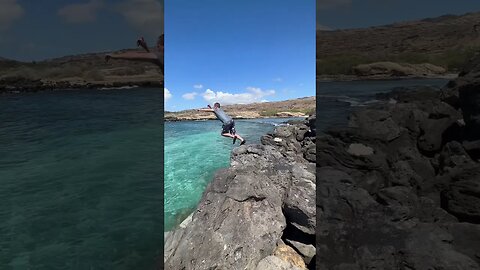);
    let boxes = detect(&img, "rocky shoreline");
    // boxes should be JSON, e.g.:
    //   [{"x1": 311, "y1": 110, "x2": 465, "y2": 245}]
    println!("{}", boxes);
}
[
  {"x1": 316, "y1": 55, "x2": 480, "y2": 268},
  {"x1": 164, "y1": 116, "x2": 317, "y2": 269},
  {"x1": 0, "y1": 77, "x2": 163, "y2": 93},
  {"x1": 317, "y1": 72, "x2": 458, "y2": 82}
]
